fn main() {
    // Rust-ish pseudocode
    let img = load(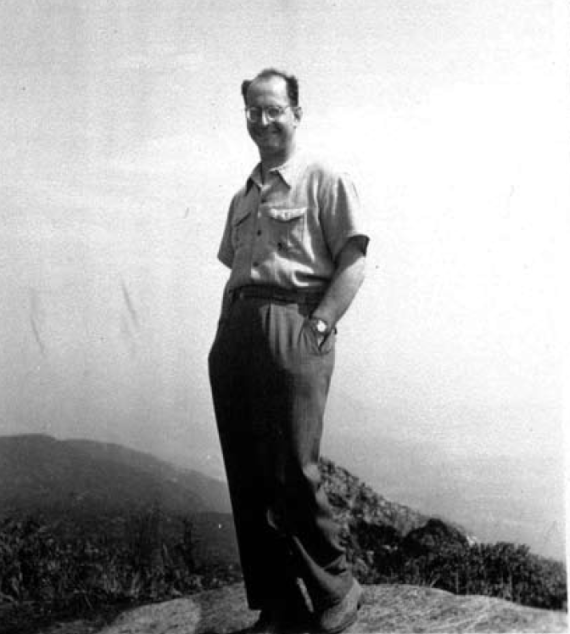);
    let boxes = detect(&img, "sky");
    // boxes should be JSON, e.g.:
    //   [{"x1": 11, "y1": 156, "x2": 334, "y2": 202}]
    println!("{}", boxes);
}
[{"x1": 0, "y1": 0, "x2": 568, "y2": 560}]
